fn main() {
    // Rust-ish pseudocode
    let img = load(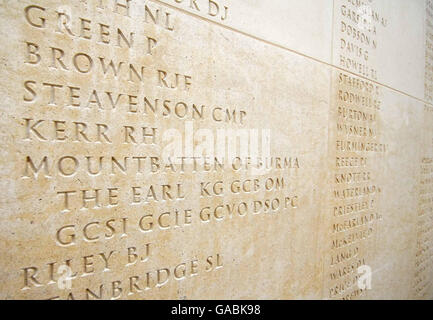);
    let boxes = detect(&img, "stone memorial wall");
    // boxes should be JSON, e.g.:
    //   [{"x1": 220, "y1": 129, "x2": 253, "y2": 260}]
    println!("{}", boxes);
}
[{"x1": 0, "y1": 0, "x2": 432, "y2": 299}]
